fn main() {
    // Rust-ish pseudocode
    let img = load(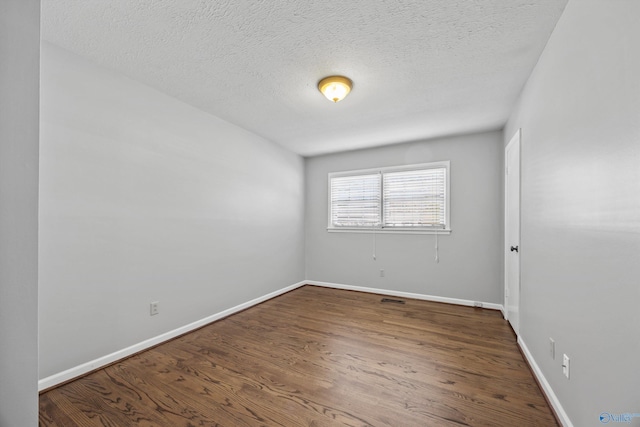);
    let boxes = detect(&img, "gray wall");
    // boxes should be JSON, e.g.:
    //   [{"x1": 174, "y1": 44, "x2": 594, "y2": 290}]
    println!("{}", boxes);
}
[
  {"x1": 504, "y1": 1, "x2": 640, "y2": 426},
  {"x1": 0, "y1": 1, "x2": 40, "y2": 425},
  {"x1": 305, "y1": 130, "x2": 503, "y2": 303},
  {"x1": 39, "y1": 43, "x2": 305, "y2": 379}
]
